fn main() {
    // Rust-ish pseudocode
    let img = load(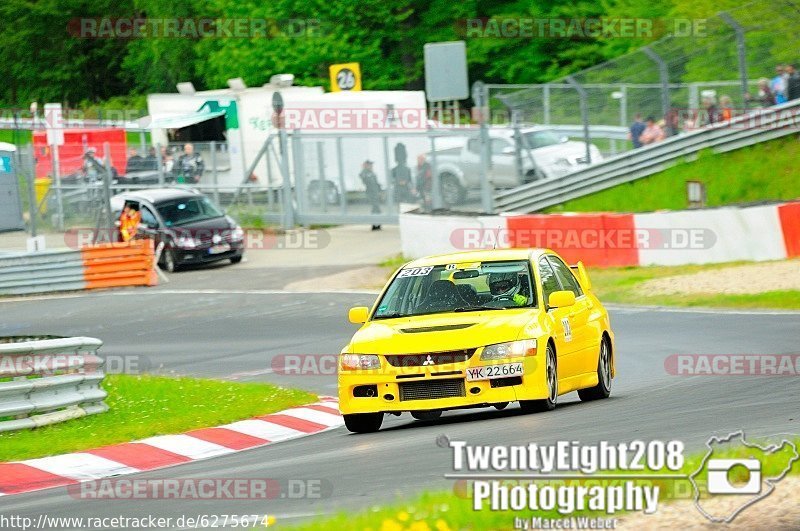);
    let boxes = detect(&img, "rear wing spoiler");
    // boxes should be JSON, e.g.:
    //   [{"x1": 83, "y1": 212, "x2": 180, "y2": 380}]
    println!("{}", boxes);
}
[{"x1": 569, "y1": 261, "x2": 592, "y2": 291}]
